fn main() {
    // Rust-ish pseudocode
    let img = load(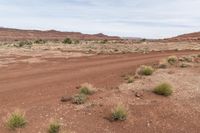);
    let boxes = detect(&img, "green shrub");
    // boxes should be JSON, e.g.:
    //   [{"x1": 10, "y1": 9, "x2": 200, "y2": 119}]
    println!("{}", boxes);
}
[
  {"x1": 111, "y1": 104, "x2": 127, "y2": 121},
  {"x1": 6, "y1": 110, "x2": 27, "y2": 130},
  {"x1": 153, "y1": 83, "x2": 173, "y2": 96},
  {"x1": 140, "y1": 39, "x2": 146, "y2": 42},
  {"x1": 138, "y1": 65, "x2": 154, "y2": 76},
  {"x1": 79, "y1": 83, "x2": 96, "y2": 95},
  {"x1": 16, "y1": 41, "x2": 32, "y2": 47},
  {"x1": 48, "y1": 121, "x2": 60, "y2": 133},
  {"x1": 72, "y1": 93, "x2": 87, "y2": 104},
  {"x1": 100, "y1": 39, "x2": 108, "y2": 44},
  {"x1": 167, "y1": 56, "x2": 178, "y2": 65},
  {"x1": 74, "y1": 40, "x2": 80, "y2": 44},
  {"x1": 63, "y1": 38, "x2": 72, "y2": 44},
  {"x1": 180, "y1": 63, "x2": 190, "y2": 68},
  {"x1": 124, "y1": 76, "x2": 134, "y2": 83},
  {"x1": 34, "y1": 39, "x2": 46, "y2": 44}
]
